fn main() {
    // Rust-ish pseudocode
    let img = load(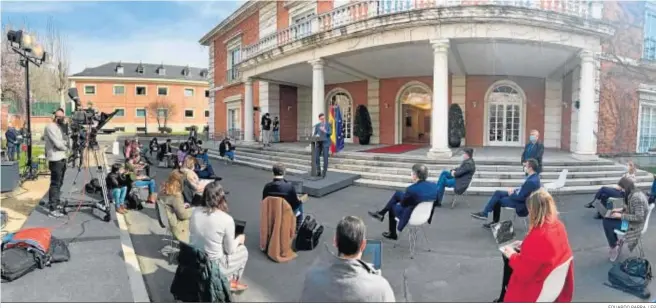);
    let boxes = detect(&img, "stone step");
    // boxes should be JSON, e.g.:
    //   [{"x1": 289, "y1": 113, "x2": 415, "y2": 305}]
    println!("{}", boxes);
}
[
  {"x1": 234, "y1": 144, "x2": 616, "y2": 166},
  {"x1": 223, "y1": 151, "x2": 652, "y2": 188},
  {"x1": 228, "y1": 148, "x2": 628, "y2": 173}
]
